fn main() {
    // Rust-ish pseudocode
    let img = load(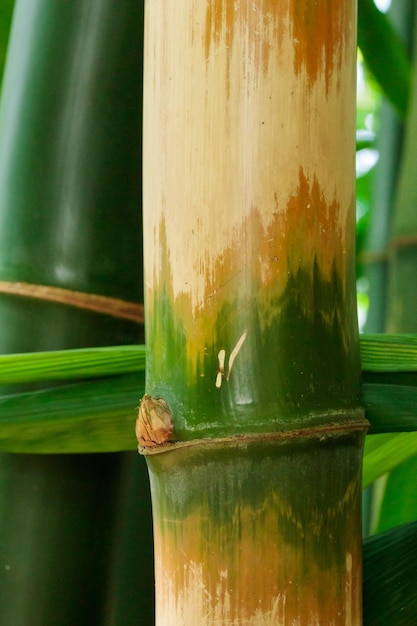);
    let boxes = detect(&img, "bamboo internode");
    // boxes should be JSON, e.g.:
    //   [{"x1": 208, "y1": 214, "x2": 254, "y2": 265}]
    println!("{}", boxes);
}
[{"x1": 143, "y1": 1, "x2": 366, "y2": 623}]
